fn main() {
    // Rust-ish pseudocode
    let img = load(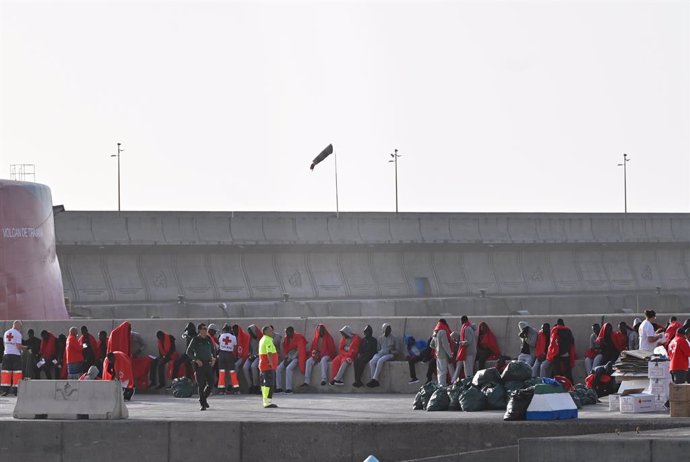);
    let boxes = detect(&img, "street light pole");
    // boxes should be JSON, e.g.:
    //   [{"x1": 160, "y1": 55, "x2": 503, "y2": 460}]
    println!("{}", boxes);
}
[
  {"x1": 111, "y1": 142, "x2": 122, "y2": 211},
  {"x1": 617, "y1": 153, "x2": 630, "y2": 214},
  {"x1": 389, "y1": 149, "x2": 401, "y2": 214}
]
